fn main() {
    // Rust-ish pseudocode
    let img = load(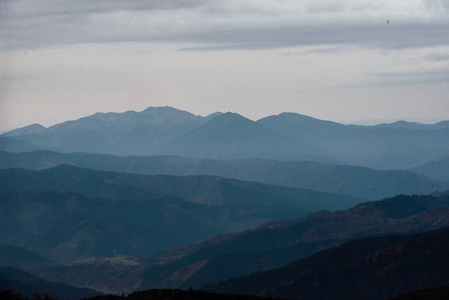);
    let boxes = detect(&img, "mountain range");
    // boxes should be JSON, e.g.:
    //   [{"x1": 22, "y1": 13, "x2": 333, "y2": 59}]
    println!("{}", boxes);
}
[
  {"x1": 2, "y1": 106, "x2": 449, "y2": 299},
  {"x1": 0, "y1": 150, "x2": 447, "y2": 200},
  {"x1": 0, "y1": 164, "x2": 359, "y2": 210},
  {"x1": 31, "y1": 193, "x2": 449, "y2": 294},
  {"x1": 409, "y1": 155, "x2": 449, "y2": 181},
  {"x1": 1, "y1": 107, "x2": 217, "y2": 156},
  {"x1": 0, "y1": 165, "x2": 360, "y2": 261},
  {"x1": 2, "y1": 106, "x2": 449, "y2": 169}
]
